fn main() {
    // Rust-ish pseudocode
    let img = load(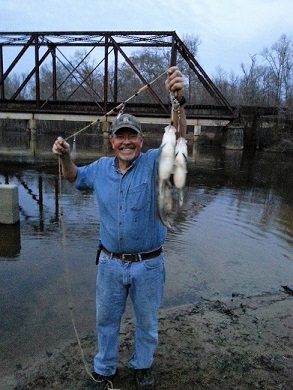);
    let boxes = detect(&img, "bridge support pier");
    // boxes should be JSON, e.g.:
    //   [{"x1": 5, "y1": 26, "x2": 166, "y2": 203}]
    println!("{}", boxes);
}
[
  {"x1": 222, "y1": 123, "x2": 244, "y2": 150},
  {"x1": 101, "y1": 121, "x2": 110, "y2": 137},
  {"x1": 27, "y1": 119, "x2": 37, "y2": 156},
  {"x1": 193, "y1": 125, "x2": 201, "y2": 141},
  {"x1": 191, "y1": 141, "x2": 199, "y2": 162},
  {"x1": 101, "y1": 121, "x2": 110, "y2": 153},
  {"x1": 0, "y1": 184, "x2": 19, "y2": 224}
]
